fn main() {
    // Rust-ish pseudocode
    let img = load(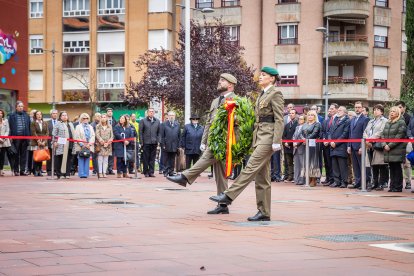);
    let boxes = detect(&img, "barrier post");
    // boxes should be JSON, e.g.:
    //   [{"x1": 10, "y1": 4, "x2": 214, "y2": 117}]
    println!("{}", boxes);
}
[
  {"x1": 130, "y1": 140, "x2": 141, "y2": 179},
  {"x1": 47, "y1": 136, "x2": 55, "y2": 181},
  {"x1": 360, "y1": 138, "x2": 367, "y2": 192},
  {"x1": 305, "y1": 139, "x2": 310, "y2": 187}
]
